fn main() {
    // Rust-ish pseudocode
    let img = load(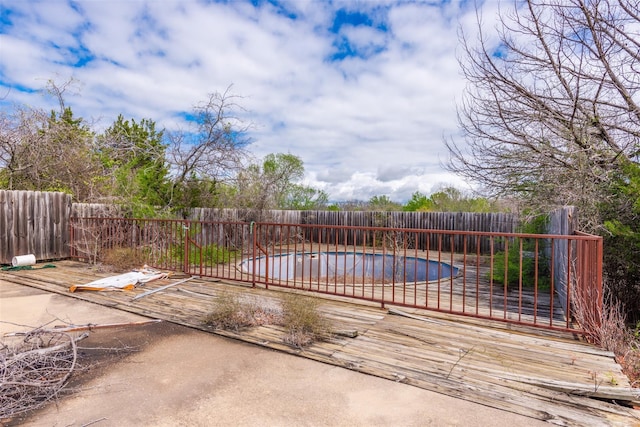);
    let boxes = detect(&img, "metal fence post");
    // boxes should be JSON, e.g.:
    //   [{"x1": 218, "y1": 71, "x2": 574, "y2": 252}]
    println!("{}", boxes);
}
[
  {"x1": 183, "y1": 221, "x2": 190, "y2": 274},
  {"x1": 596, "y1": 236, "x2": 604, "y2": 328},
  {"x1": 251, "y1": 221, "x2": 257, "y2": 287}
]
